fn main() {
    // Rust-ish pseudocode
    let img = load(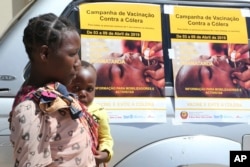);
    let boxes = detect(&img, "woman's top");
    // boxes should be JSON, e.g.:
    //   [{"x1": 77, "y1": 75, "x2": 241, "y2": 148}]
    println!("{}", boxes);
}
[{"x1": 10, "y1": 82, "x2": 96, "y2": 167}]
